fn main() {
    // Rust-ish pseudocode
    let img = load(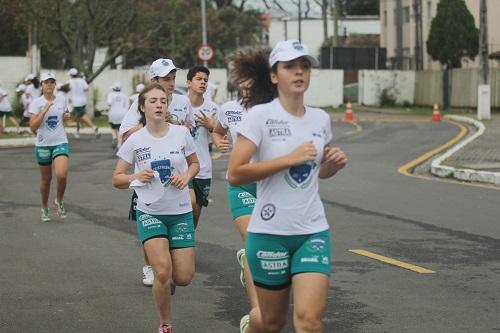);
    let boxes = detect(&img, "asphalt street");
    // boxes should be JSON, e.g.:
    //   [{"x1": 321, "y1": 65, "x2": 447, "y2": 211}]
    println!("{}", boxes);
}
[{"x1": 1, "y1": 119, "x2": 499, "y2": 332}]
